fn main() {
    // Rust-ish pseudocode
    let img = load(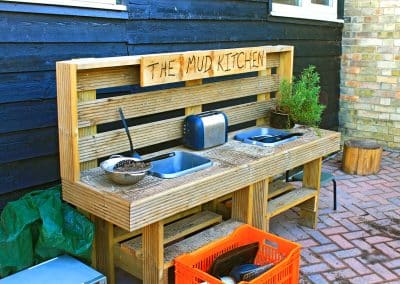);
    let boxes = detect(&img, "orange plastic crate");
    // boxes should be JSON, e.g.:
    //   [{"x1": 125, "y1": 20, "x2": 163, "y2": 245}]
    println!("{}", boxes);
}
[{"x1": 175, "y1": 224, "x2": 301, "y2": 284}]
